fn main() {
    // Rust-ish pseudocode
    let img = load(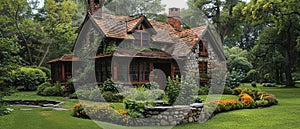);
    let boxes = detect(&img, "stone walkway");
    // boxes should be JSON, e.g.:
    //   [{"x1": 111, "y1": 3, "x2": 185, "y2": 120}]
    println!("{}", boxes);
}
[{"x1": 4, "y1": 100, "x2": 69, "y2": 111}]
